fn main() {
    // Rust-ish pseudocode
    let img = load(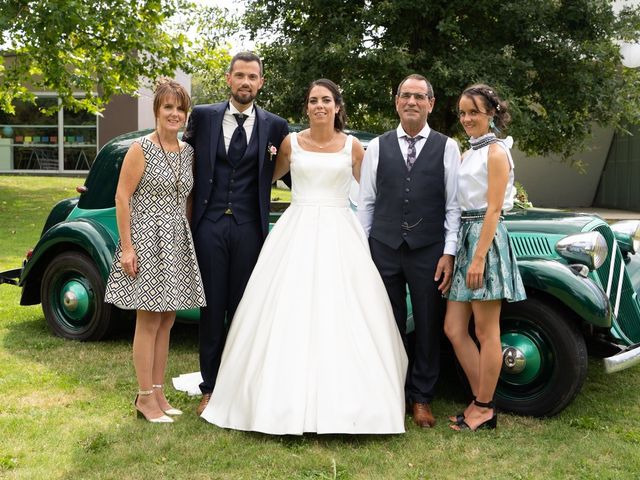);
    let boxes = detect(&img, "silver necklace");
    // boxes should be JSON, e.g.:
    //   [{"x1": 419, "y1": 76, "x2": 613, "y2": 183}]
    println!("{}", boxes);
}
[{"x1": 306, "y1": 132, "x2": 337, "y2": 150}]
